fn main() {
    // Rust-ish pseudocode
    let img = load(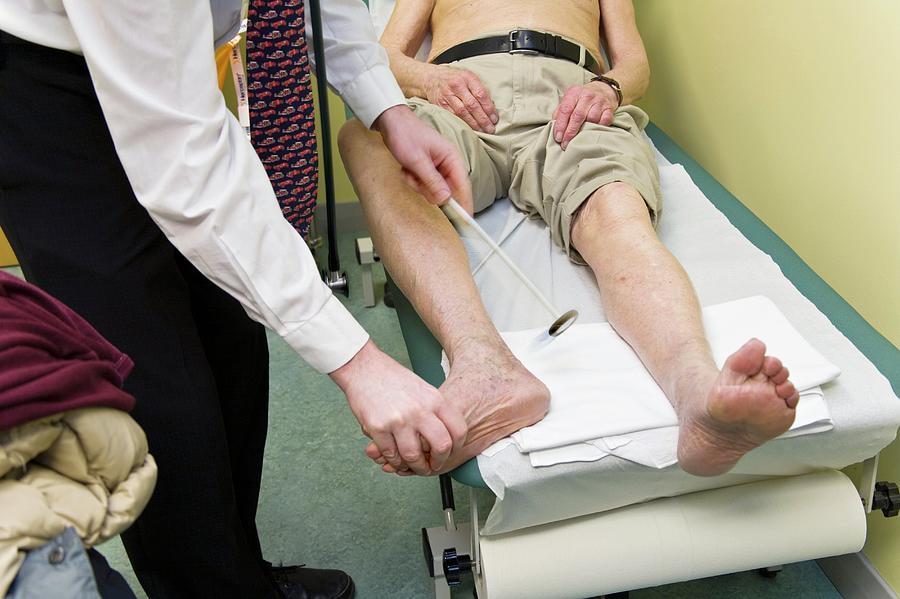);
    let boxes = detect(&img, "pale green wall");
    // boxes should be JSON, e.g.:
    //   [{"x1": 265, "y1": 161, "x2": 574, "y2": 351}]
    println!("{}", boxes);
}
[{"x1": 632, "y1": 0, "x2": 900, "y2": 588}]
